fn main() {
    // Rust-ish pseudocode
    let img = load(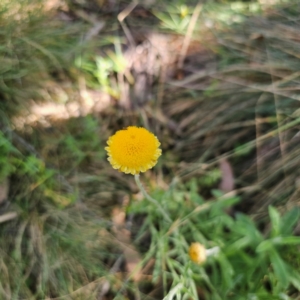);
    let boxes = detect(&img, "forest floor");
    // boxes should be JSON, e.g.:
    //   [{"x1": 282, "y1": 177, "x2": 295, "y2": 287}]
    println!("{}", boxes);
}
[{"x1": 1, "y1": 0, "x2": 300, "y2": 299}]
